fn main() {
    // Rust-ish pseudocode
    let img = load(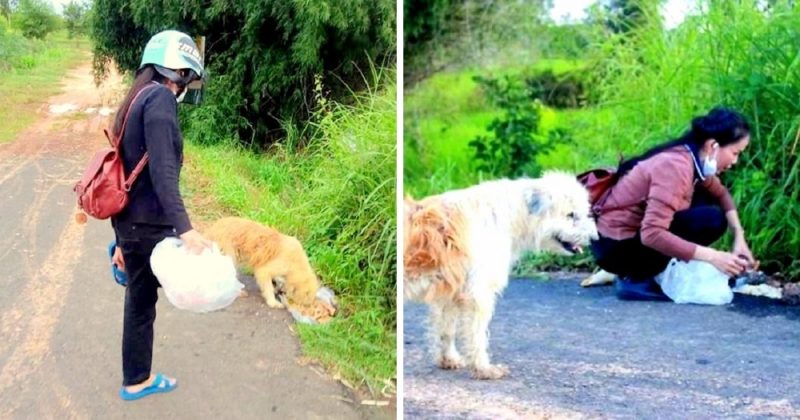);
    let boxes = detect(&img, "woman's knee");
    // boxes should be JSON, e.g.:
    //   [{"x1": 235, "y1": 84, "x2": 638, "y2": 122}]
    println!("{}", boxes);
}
[
  {"x1": 671, "y1": 205, "x2": 727, "y2": 246},
  {"x1": 697, "y1": 206, "x2": 727, "y2": 245}
]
